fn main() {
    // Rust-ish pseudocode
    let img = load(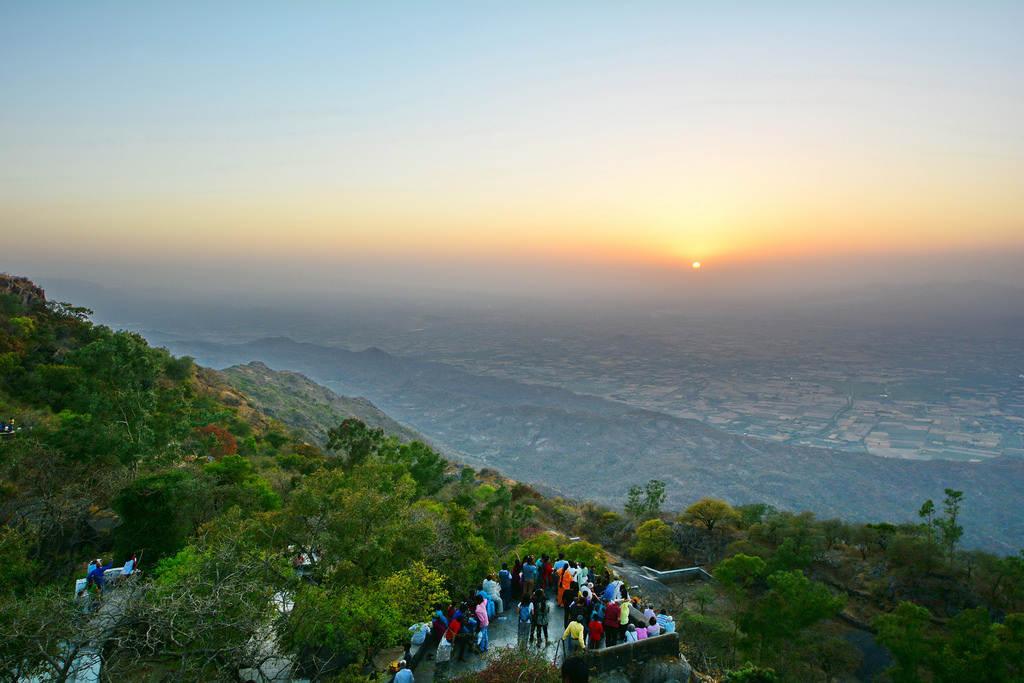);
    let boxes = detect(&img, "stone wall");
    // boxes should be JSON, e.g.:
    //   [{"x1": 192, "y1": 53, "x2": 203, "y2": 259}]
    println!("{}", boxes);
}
[{"x1": 589, "y1": 632, "x2": 679, "y2": 674}]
